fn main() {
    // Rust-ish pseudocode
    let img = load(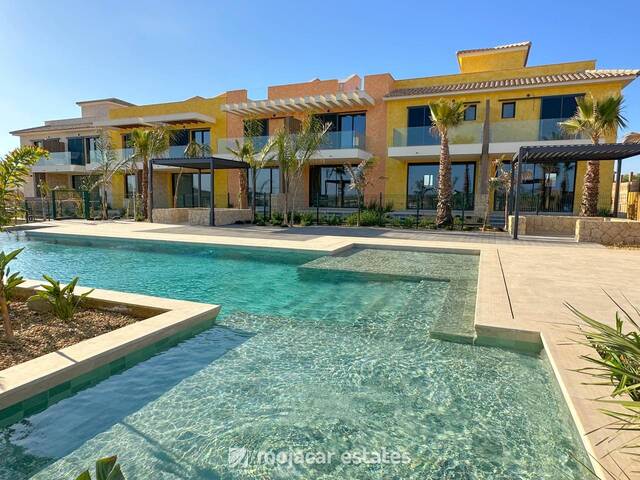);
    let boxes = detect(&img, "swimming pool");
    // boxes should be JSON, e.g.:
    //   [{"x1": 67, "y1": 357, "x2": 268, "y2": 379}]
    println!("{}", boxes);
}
[{"x1": 0, "y1": 233, "x2": 589, "y2": 479}]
